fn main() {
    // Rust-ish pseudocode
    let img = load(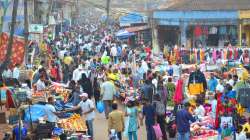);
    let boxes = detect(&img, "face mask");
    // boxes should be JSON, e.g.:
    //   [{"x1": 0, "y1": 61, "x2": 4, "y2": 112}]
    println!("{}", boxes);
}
[{"x1": 82, "y1": 99, "x2": 87, "y2": 102}]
